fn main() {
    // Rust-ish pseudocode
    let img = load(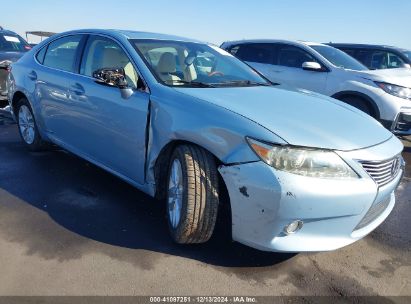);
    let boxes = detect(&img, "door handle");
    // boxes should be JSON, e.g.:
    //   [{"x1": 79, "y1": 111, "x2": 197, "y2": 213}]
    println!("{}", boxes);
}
[
  {"x1": 69, "y1": 83, "x2": 85, "y2": 95},
  {"x1": 28, "y1": 70, "x2": 37, "y2": 81}
]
